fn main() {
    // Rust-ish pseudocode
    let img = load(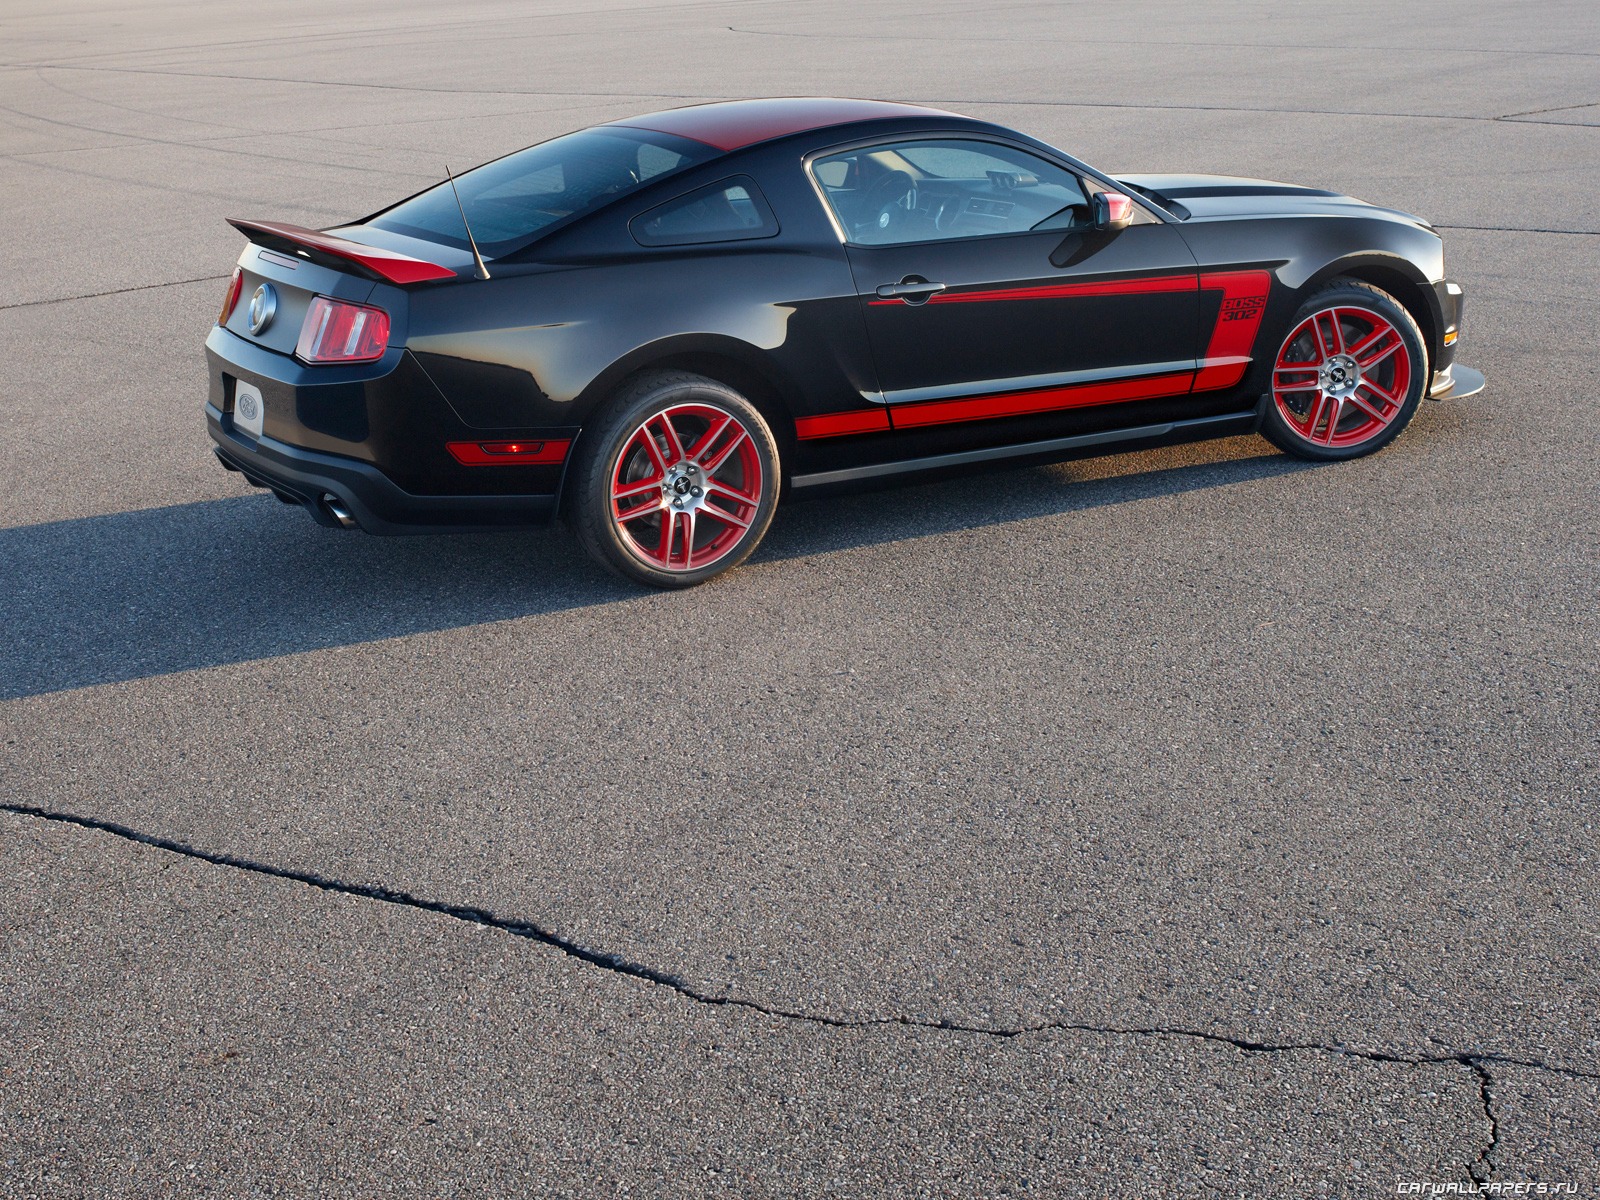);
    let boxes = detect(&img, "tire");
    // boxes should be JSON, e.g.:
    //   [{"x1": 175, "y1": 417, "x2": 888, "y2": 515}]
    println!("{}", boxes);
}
[
  {"x1": 570, "y1": 370, "x2": 780, "y2": 588},
  {"x1": 1259, "y1": 279, "x2": 1429, "y2": 461}
]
